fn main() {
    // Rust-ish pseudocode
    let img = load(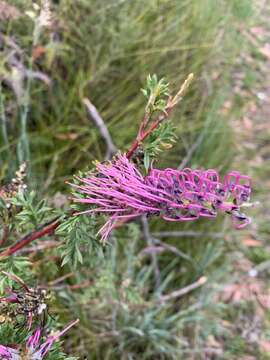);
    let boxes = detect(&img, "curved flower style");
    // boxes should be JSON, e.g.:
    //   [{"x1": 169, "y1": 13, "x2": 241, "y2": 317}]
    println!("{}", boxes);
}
[
  {"x1": 0, "y1": 319, "x2": 79, "y2": 359},
  {"x1": 72, "y1": 154, "x2": 251, "y2": 242}
]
